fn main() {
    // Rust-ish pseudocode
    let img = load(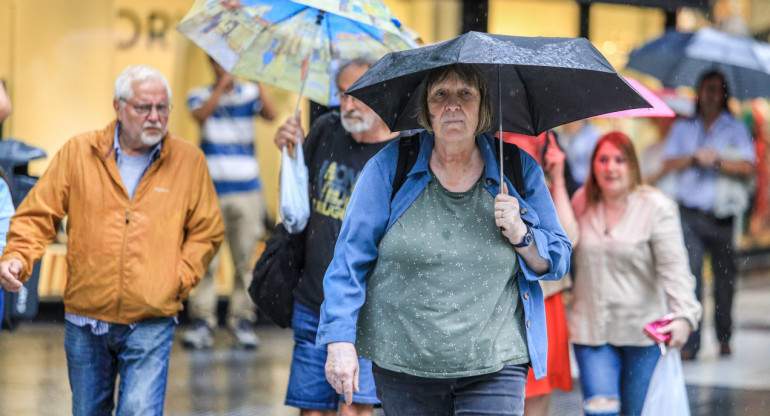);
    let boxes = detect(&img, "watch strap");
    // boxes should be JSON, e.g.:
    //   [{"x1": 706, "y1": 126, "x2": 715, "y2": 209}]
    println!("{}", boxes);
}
[{"x1": 513, "y1": 225, "x2": 533, "y2": 248}]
